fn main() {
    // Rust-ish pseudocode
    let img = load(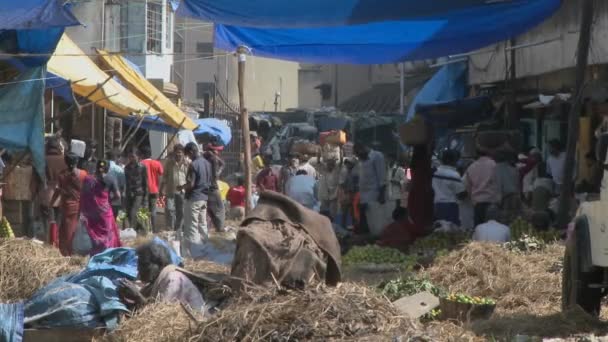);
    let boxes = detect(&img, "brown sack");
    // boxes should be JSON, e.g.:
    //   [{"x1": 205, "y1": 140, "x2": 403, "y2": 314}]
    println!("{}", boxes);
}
[{"x1": 233, "y1": 191, "x2": 342, "y2": 287}]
